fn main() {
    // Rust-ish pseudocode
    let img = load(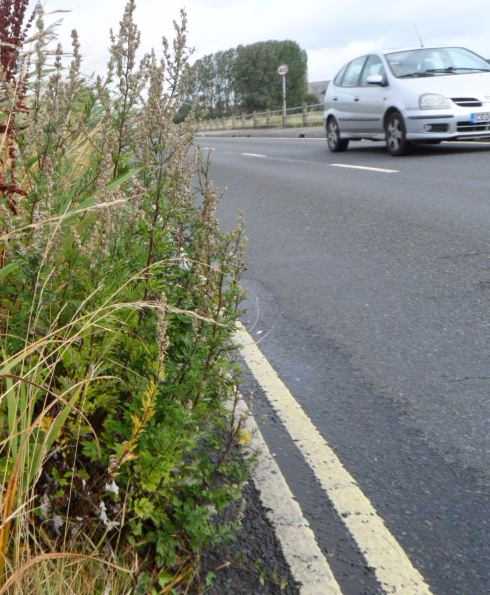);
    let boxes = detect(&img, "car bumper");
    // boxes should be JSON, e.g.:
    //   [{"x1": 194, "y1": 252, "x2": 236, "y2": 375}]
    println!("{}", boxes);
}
[{"x1": 405, "y1": 108, "x2": 490, "y2": 141}]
